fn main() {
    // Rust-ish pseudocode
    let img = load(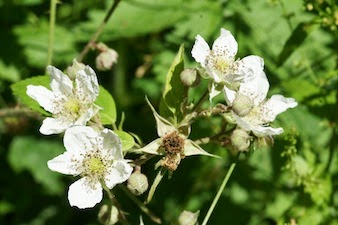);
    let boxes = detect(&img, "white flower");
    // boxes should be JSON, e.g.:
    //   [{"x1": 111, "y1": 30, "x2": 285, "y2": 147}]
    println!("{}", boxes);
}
[
  {"x1": 27, "y1": 64, "x2": 100, "y2": 135},
  {"x1": 224, "y1": 71, "x2": 298, "y2": 137},
  {"x1": 191, "y1": 28, "x2": 264, "y2": 97},
  {"x1": 47, "y1": 126, "x2": 133, "y2": 209}
]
